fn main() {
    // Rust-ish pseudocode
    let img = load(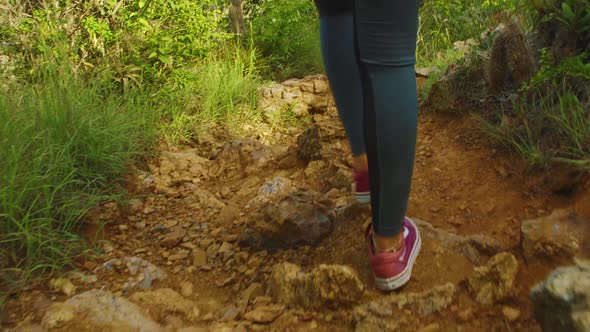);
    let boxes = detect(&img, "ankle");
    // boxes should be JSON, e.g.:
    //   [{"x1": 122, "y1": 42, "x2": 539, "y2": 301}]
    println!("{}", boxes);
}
[
  {"x1": 352, "y1": 154, "x2": 368, "y2": 172},
  {"x1": 373, "y1": 232, "x2": 403, "y2": 253}
]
